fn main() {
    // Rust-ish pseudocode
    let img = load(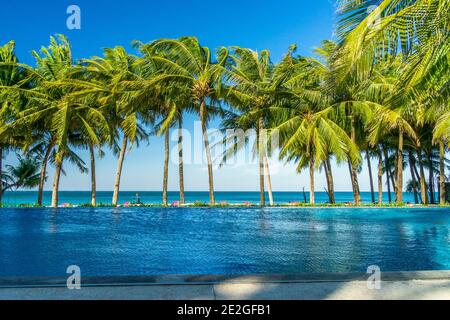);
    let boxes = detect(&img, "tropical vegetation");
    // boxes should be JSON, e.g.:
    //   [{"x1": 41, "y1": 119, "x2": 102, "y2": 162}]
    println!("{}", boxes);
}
[{"x1": 0, "y1": 0, "x2": 448, "y2": 207}]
